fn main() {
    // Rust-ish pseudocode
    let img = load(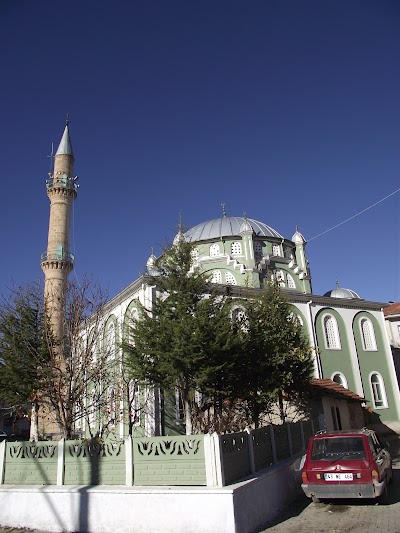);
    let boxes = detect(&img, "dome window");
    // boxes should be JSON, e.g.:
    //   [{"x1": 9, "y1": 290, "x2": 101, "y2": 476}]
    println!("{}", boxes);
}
[
  {"x1": 225, "y1": 272, "x2": 237, "y2": 285},
  {"x1": 323, "y1": 314, "x2": 341, "y2": 349},
  {"x1": 287, "y1": 274, "x2": 296, "y2": 289},
  {"x1": 230, "y1": 242, "x2": 242, "y2": 255},
  {"x1": 254, "y1": 241, "x2": 262, "y2": 256},
  {"x1": 272, "y1": 244, "x2": 281, "y2": 256},
  {"x1": 275, "y1": 269, "x2": 285, "y2": 287},
  {"x1": 211, "y1": 270, "x2": 222, "y2": 284},
  {"x1": 209, "y1": 243, "x2": 221, "y2": 257},
  {"x1": 360, "y1": 318, "x2": 377, "y2": 351}
]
